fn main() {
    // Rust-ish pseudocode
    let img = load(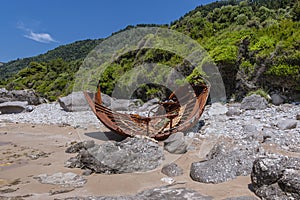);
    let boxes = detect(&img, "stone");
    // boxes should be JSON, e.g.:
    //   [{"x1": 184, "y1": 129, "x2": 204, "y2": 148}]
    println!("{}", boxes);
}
[
  {"x1": 110, "y1": 99, "x2": 139, "y2": 111},
  {"x1": 271, "y1": 94, "x2": 285, "y2": 106},
  {"x1": 164, "y1": 132, "x2": 187, "y2": 154},
  {"x1": 34, "y1": 172, "x2": 86, "y2": 188},
  {"x1": 62, "y1": 187, "x2": 213, "y2": 200},
  {"x1": 224, "y1": 197, "x2": 259, "y2": 200},
  {"x1": 0, "y1": 101, "x2": 28, "y2": 114},
  {"x1": 277, "y1": 119, "x2": 298, "y2": 130},
  {"x1": 240, "y1": 94, "x2": 268, "y2": 110},
  {"x1": 226, "y1": 107, "x2": 241, "y2": 116},
  {"x1": 65, "y1": 140, "x2": 95, "y2": 153},
  {"x1": 0, "y1": 88, "x2": 46, "y2": 105},
  {"x1": 191, "y1": 141, "x2": 261, "y2": 184},
  {"x1": 251, "y1": 154, "x2": 300, "y2": 200},
  {"x1": 65, "y1": 137, "x2": 164, "y2": 174},
  {"x1": 297, "y1": 114, "x2": 300, "y2": 120},
  {"x1": 160, "y1": 177, "x2": 175, "y2": 184},
  {"x1": 208, "y1": 102, "x2": 228, "y2": 116},
  {"x1": 58, "y1": 92, "x2": 91, "y2": 112},
  {"x1": 161, "y1": 163, "x2": 183, "y2": 177}
]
